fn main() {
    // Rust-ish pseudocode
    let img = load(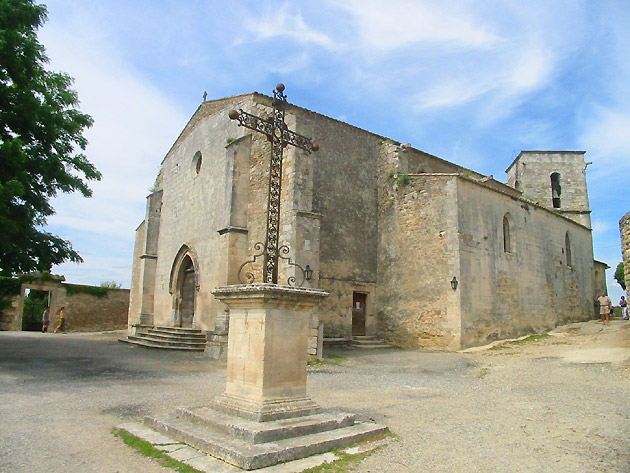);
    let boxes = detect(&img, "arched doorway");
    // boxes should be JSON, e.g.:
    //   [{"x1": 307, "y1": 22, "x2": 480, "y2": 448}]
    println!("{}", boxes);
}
[{"x1": 176, "y1": 255, "x2": 196, "y2": 328}]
